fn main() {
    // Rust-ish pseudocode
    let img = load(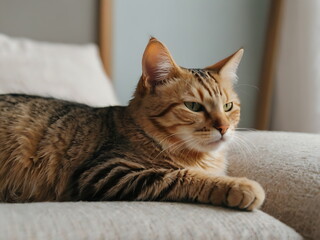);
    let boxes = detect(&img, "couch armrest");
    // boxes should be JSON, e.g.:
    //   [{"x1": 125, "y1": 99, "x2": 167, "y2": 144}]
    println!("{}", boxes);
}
[{"x1": 228, "y1": 131, "x2": 320, "y2": 240}]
